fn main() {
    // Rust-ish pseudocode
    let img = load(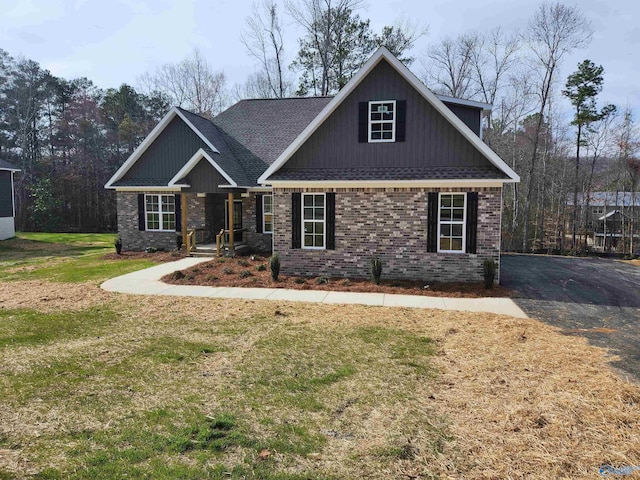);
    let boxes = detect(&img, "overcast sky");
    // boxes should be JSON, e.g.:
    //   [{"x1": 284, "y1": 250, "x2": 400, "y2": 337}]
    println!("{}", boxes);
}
[{"x1": 1, "y1": 0, "x2": 638, "y2": 117}]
